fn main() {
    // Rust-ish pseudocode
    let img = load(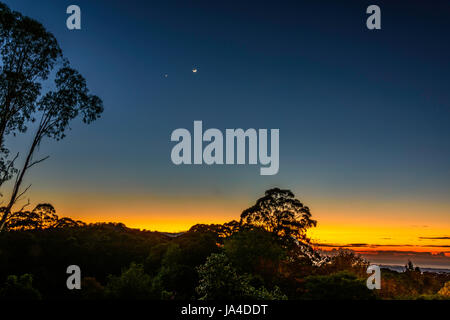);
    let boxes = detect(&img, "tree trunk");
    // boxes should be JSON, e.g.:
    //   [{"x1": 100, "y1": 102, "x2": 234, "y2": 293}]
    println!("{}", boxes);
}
[{"x1": 0, "y1": 130, "x2": 39, "y2": 231}]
